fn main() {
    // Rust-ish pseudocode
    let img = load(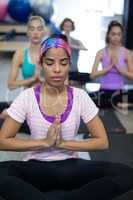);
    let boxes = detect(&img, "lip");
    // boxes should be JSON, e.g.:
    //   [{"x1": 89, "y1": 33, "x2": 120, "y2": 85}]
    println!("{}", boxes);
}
[
  {"x1": 33, "y1": 36, "x2": 39, "y2": 40},
  {"x1": 51, "y1": 76, "x2": 63, "y2": 81}
]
